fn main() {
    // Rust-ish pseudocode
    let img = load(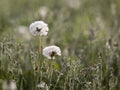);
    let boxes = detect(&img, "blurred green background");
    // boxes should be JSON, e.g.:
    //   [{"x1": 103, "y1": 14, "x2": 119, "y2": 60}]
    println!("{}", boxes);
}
[{"x1": 1, "y1": 0, "x2": 120, "y2": 64}]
